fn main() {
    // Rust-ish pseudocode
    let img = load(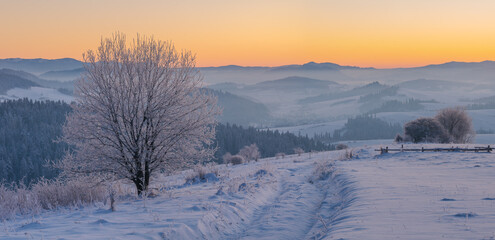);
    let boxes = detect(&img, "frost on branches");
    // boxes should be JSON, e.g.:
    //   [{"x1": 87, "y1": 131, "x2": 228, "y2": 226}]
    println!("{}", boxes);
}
[{"x1": 60, "y1": 33, "x2": 220, "y2": 195}]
